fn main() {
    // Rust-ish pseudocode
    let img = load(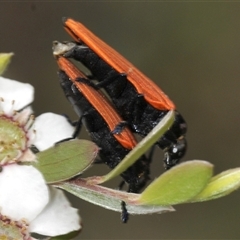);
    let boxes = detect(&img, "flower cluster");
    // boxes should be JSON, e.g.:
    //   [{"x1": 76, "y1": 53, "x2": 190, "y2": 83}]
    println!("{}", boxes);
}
[{"x1": 0, "y1": 53, "x2": 81, "y2": 239}]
